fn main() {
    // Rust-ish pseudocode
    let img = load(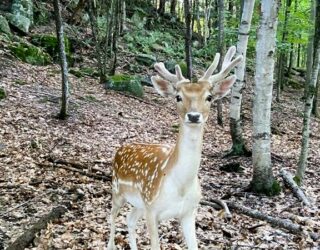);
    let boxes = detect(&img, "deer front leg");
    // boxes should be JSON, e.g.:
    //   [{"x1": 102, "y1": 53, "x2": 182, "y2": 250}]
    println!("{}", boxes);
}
[
  {"x1": 146, "y1": 211, "x2": 160, "y2": 250},
  {"x1": 180, "y1": 211, "x2": 198, "y2": 250}
]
